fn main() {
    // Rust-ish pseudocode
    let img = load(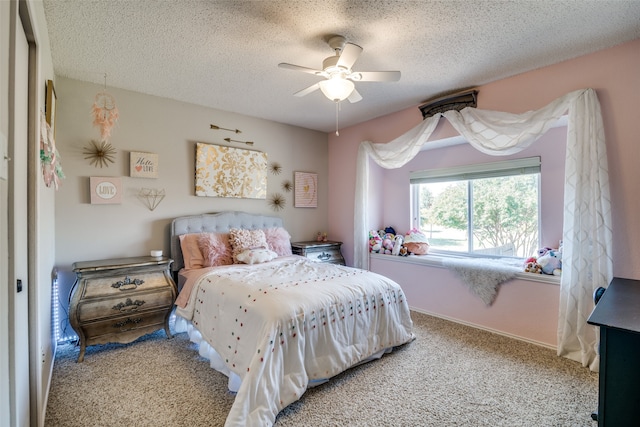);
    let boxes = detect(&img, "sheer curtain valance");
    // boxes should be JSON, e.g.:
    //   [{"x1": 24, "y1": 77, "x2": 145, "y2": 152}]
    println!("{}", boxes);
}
[{"x1": 354, "y1": 88, "x2": 612, "y2": 369}]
